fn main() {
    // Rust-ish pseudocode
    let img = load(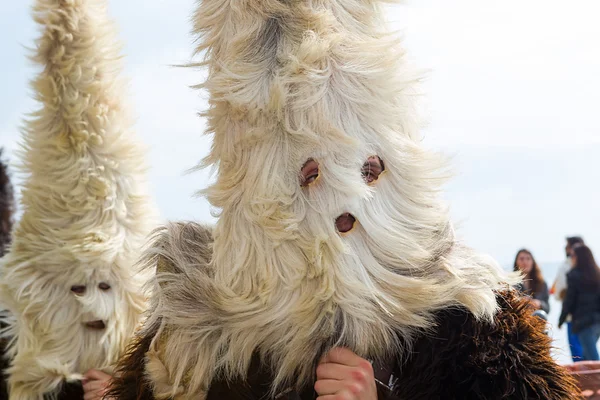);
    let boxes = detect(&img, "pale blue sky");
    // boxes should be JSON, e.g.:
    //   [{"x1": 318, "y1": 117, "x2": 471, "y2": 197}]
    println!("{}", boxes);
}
[{"x1": 1, "y1": 0, "x2": 599, "y2": 268}]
